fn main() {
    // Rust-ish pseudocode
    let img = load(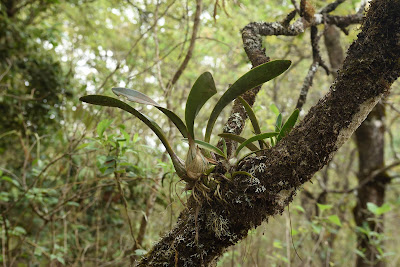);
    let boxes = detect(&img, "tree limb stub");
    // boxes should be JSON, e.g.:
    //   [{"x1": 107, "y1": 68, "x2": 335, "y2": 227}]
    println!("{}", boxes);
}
[{"x1": 138, "y1": 0, "x2": 400, "y2": 266}]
